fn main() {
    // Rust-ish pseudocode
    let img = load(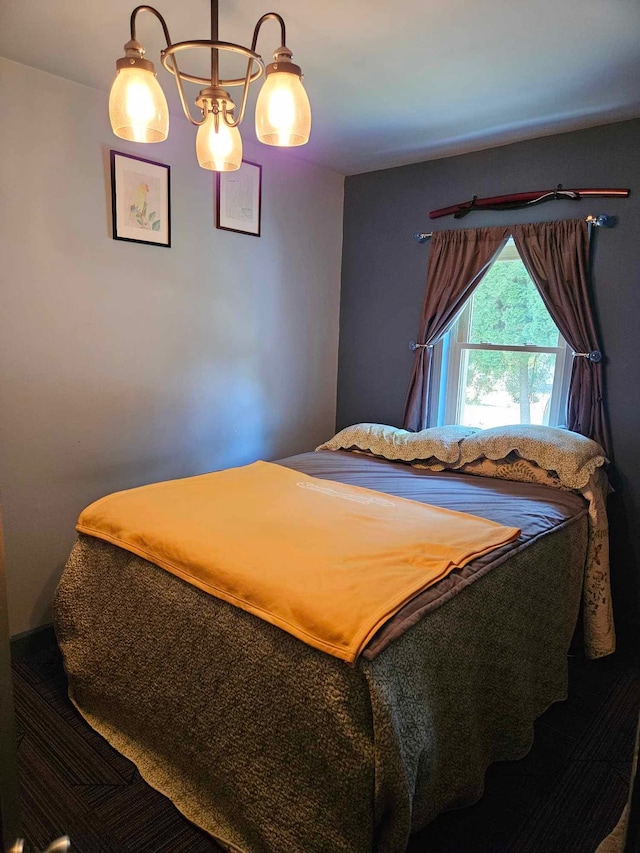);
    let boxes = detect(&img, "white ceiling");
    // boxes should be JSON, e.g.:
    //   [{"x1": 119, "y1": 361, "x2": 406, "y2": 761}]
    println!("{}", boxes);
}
[{"x1": 1, "y1": 0, "x2": 639, "y2": 175}]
